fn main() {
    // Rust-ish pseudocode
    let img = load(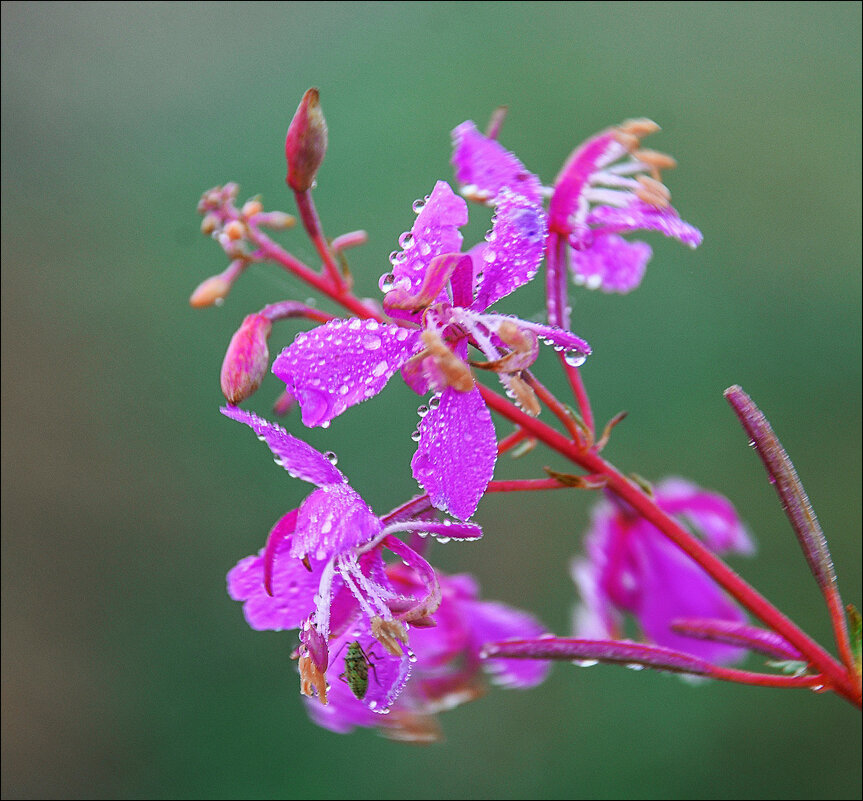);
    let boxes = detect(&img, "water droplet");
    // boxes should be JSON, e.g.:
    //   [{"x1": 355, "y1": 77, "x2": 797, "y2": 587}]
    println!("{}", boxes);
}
[
  {"x1": 483, "y1": 248, "x2": 497, "y2": 263},
  {"x1": 428, "y1": 394, "x2": 441, "y2": 409},
  {"x1": 625, "y1": 663, "x2": 645, "y2": 671},
  {"x1": 399, "y1": 232, "x2": 414, "y2": 249},
  {"x1": 321, "y1": 421, "x2": 330, "y2": 429},
  {"x1": 380, "y1": 273, "x2": 396, "y2": 292},
  {"x1": 363, "y1": 334, "x2": 382, "y2": 351},
  {"x1": 412, "y1": 198, "x2": 426, "y2": 213},
  {"x1": 410, "y1": 429, "x2": 421, "y2": 442},
  {"x1": 372, "y1": 360, "x2": 389, "y2": 377},
  {"x1": 323, "y1": 451, "x2": 338, "y2": 465},
  {"x1": 417, "y1": 404, "x2": 429, "y2": 417},
  {"x1": 564, "y1": 349, "x2": 587, "y2": 368},
  {"x1": 214, "y1": 297, "x2": 225, "y2": 307},
  {"x1": 573, "y1": 659, "x2": 599, "y2": 668}
]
